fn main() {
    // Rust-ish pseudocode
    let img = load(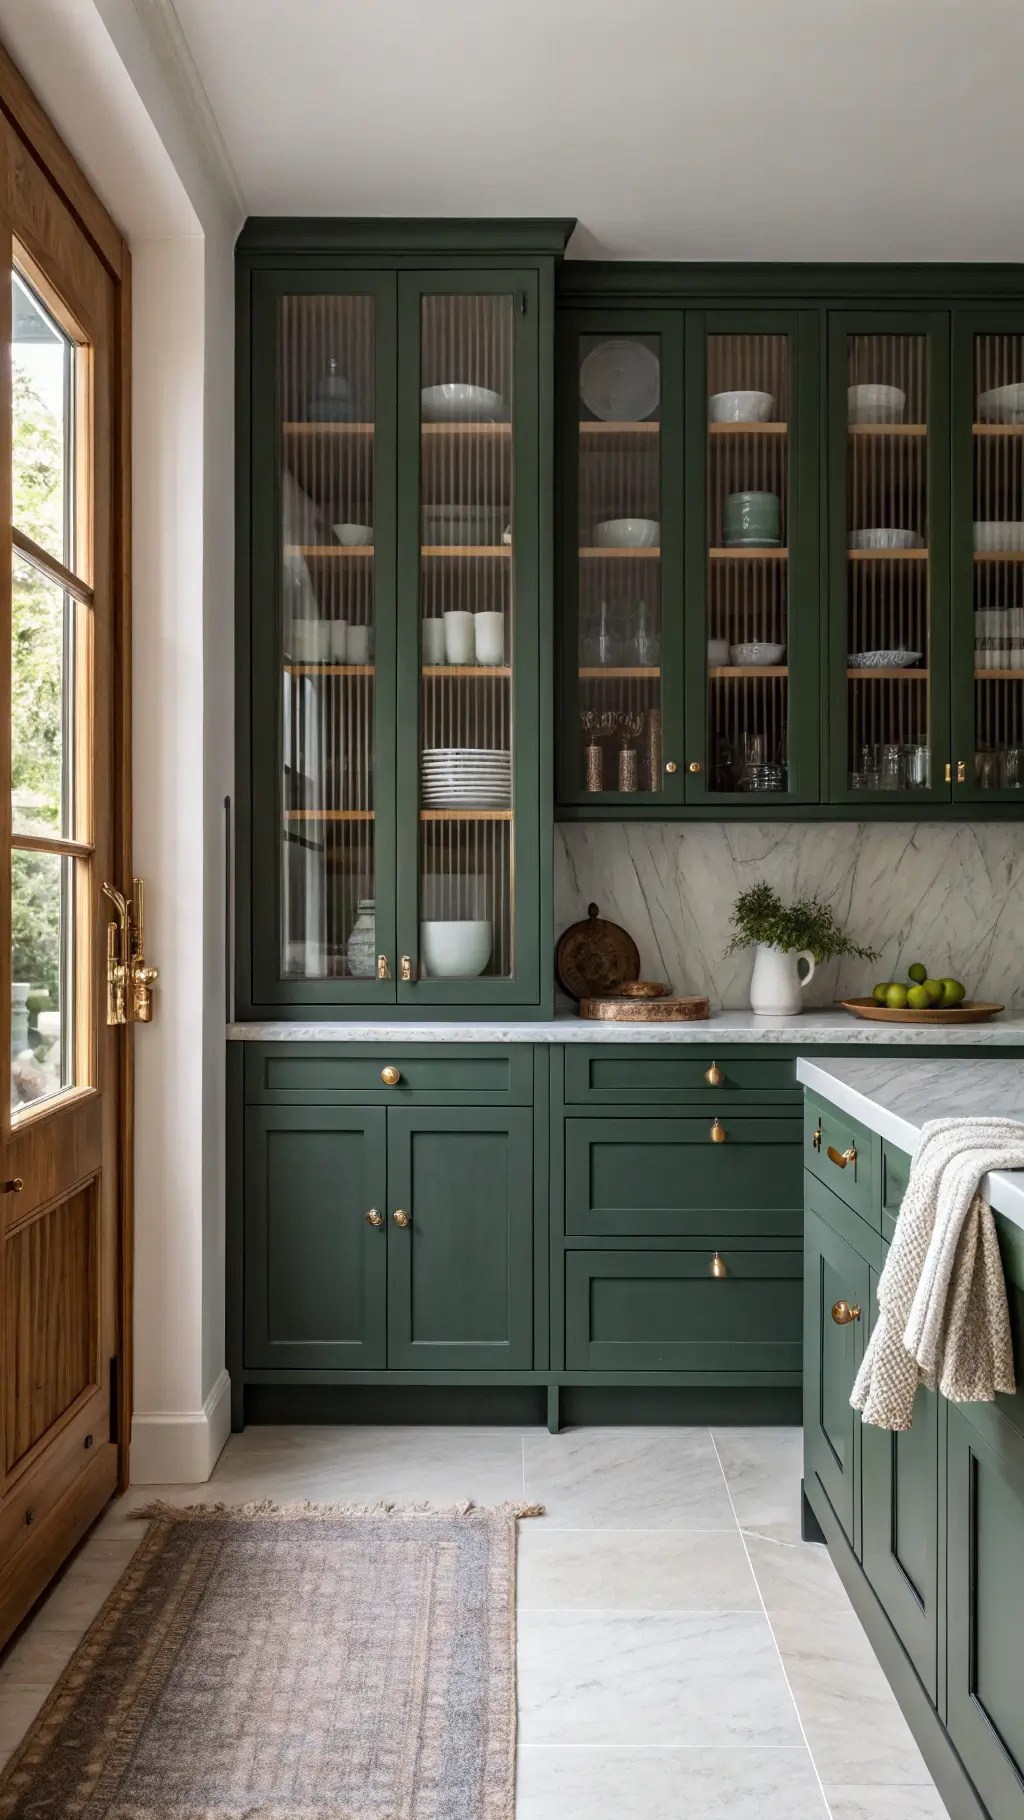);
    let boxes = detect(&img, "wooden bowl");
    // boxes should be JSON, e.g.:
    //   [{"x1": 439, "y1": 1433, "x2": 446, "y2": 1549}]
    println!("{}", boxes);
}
[{"x1": 841, "y1": 997, "x2": 1005, "y2": 1025}]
